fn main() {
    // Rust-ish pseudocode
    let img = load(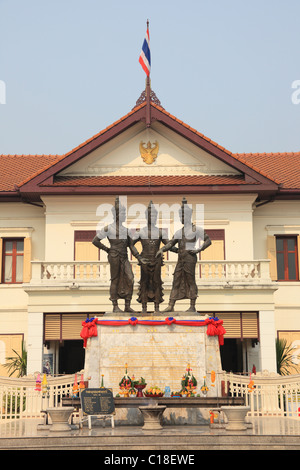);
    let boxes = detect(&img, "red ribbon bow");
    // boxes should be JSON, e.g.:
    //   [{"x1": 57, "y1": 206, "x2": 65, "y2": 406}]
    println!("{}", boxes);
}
[{"x1": 165, "y1": 317, "x2": 176, "y2": 325}]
